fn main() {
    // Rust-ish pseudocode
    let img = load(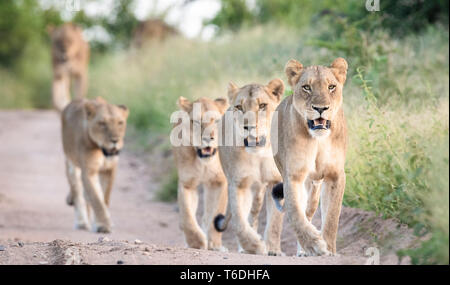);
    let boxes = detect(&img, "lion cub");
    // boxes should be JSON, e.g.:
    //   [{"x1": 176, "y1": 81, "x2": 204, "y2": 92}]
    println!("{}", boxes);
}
[
  {"x1": 172, "y1": 97, "x2": 229, "y2": 250},
  {"x1": 48, "y1": 23, "x2": 89, "y2": 111},
  {"x1": 271, "y1": 58, "x2": 348, "y2": 256},
  {"x1": 215, "y1": 79, "x2": 285, "y2": 255},
  {"x1": 61, "y1": 97, "x2": 128, "y2": 233}
]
